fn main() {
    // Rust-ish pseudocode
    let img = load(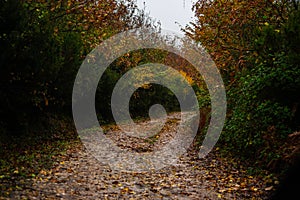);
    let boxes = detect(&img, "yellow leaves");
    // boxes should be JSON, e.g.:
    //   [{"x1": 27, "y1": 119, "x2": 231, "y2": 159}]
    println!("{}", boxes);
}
[
  {"x1": 247, "y1": 114, "x2": 251, "y2": 120},
  {"x1": 240, "y1": 182, "x2": 246, "y2": 187},
  {"x1": 251, "y1": 186, "x2": 258, "y2": 192},
  {"x1": 141, "y1": 84, "x2": 151, "y2": 89},
  {"x1": 218, "y1": 189, "x2": 226, "y2": 193},
  {"x1": 121, "y1": 187, "x2": 128, "y2": 193},
  {"x1": 120, "y1": 186, "x2": 135, "y2": 195},
  {"x1": 186, "y1": 0, "x2": 280, "y2": 80},
  {"x1": 15, "y1": 185, "x2": 22, "y2": 190},
  {"x1": 39, "y1": 169, "x2": 52, "y2": 176},
  {"x1": 39, "y1": 170, "x2": 47, "y2": 176},
  {"x1": 179, "y1": 70, "x2": 194, "y2": 85},
  {"x1": 53, "y1": 27, "x2": 59, "y2": 36},
  {"x1": 44, "y1": 97, "x2": 49, "y2": 106},
  {"x1": 67, "y1": 0, "x2": 72, "y2": 7}
]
